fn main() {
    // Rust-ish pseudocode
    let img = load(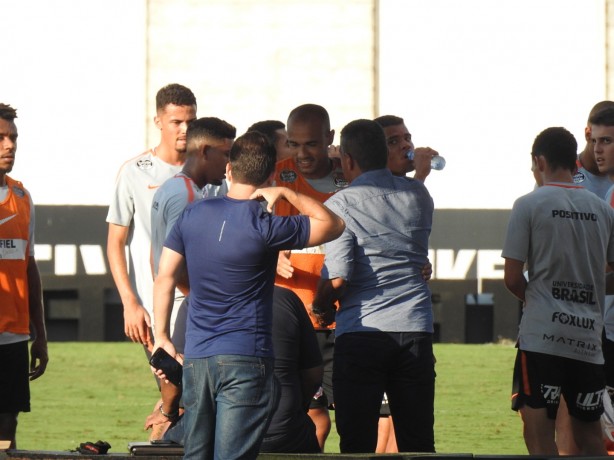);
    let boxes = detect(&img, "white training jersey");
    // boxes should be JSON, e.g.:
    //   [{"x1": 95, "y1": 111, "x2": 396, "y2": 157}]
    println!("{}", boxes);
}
[
  {"x1": 502, "y1": 183, "x2": 614, "y2": 364},
  {"x1": 573, "y1": 162, "x2": 612, "y2": 200},
  {"x1": 106, "y1": 149, "x2": 182, "y2": 316}
]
